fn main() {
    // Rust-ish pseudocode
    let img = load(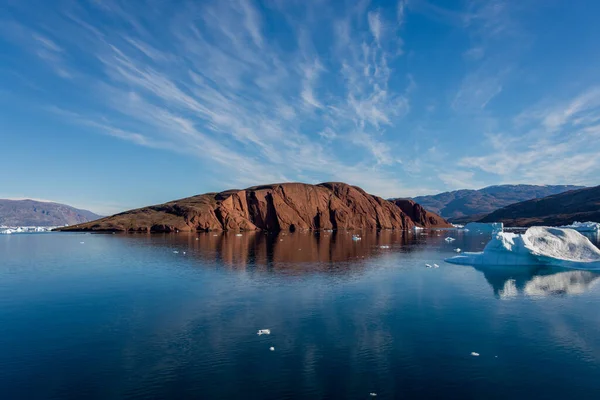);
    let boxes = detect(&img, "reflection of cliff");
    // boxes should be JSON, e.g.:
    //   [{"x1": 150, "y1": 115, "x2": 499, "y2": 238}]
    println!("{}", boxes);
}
[
  {"x1": 473, "y1": 265, "x2": 600, "y2": 298},
  {"x1": 173, "y1": 230, "x2": 432, "y2": 273}
]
